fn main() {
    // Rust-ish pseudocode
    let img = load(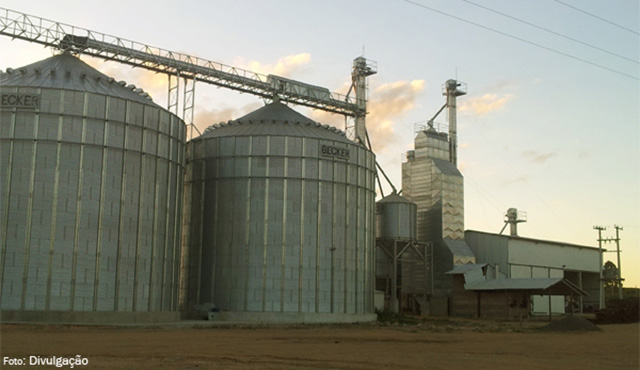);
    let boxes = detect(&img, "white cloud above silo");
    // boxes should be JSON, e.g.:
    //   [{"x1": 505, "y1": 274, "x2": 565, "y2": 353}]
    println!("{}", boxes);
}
[
  {"x1": 366, "y1": 79, "x2": 425, "y2": 153},
  {"x1": 233, "y1": 53, "x2": 312, "y2": 77},
  {"x1": 308, "y1": 79, "x2": 425, "y2": 155},
  {"x1": 194, "y1": 102, "x2": 262, "y2": 133},
  {"x1": 459, "y1": 93, "x2": 512, "y2": 116}
]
